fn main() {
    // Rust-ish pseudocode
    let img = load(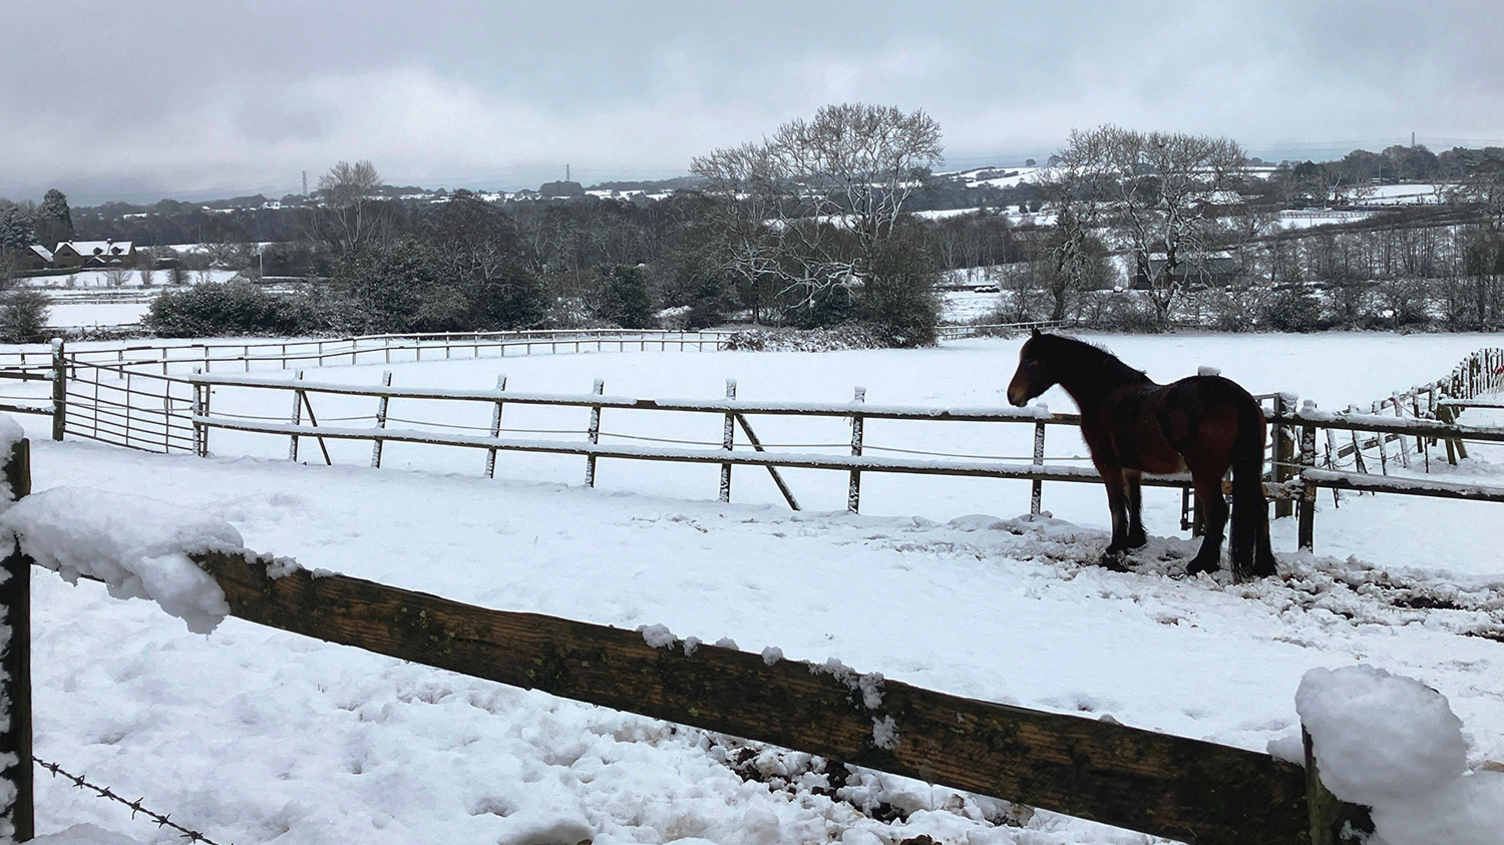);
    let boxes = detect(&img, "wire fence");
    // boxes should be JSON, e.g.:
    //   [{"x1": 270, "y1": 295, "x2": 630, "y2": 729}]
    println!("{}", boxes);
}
[{"x1": 35, "y1": 757, "x2": 229, "y2": 845}]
